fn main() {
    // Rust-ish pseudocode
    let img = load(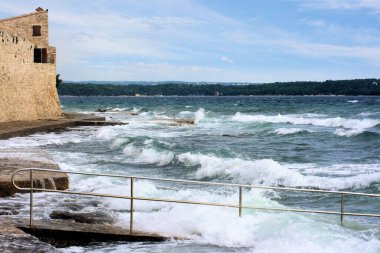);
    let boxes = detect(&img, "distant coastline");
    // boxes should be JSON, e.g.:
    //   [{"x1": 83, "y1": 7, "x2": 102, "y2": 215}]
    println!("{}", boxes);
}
[{"x1": 58, "y1": 79, "x2": 380, "y2": 96}]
